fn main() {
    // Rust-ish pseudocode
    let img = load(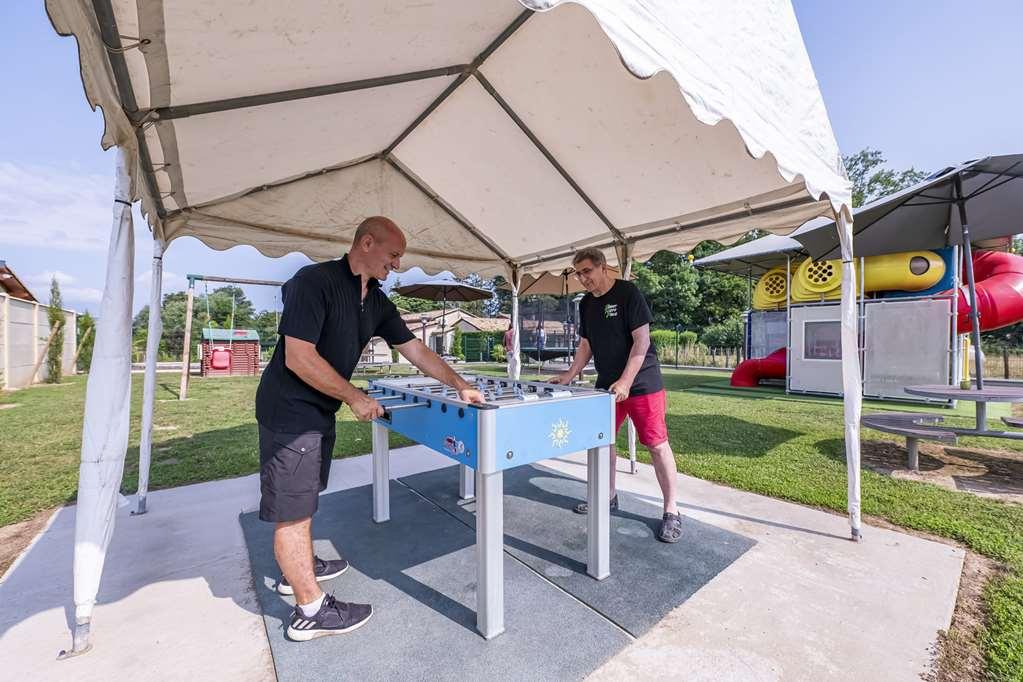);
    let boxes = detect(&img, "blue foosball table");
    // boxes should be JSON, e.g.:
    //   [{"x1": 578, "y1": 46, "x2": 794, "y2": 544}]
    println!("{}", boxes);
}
[{"x1": 368, "y1": 374, "x2": 614, "y2": 639}]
